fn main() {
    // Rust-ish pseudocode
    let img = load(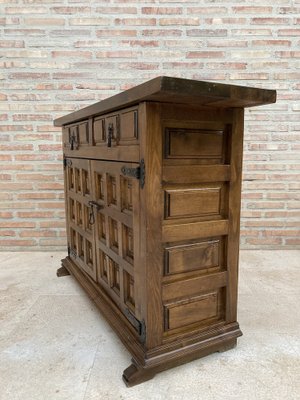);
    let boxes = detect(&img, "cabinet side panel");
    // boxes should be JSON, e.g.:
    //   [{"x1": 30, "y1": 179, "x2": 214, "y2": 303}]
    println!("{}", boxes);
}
[
  {"x1": 139, "y1": 102, "x2": 164, "y2": 349},
  {"x1": 226, "y1": 108, "x2": 244, "y2": 323}
]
